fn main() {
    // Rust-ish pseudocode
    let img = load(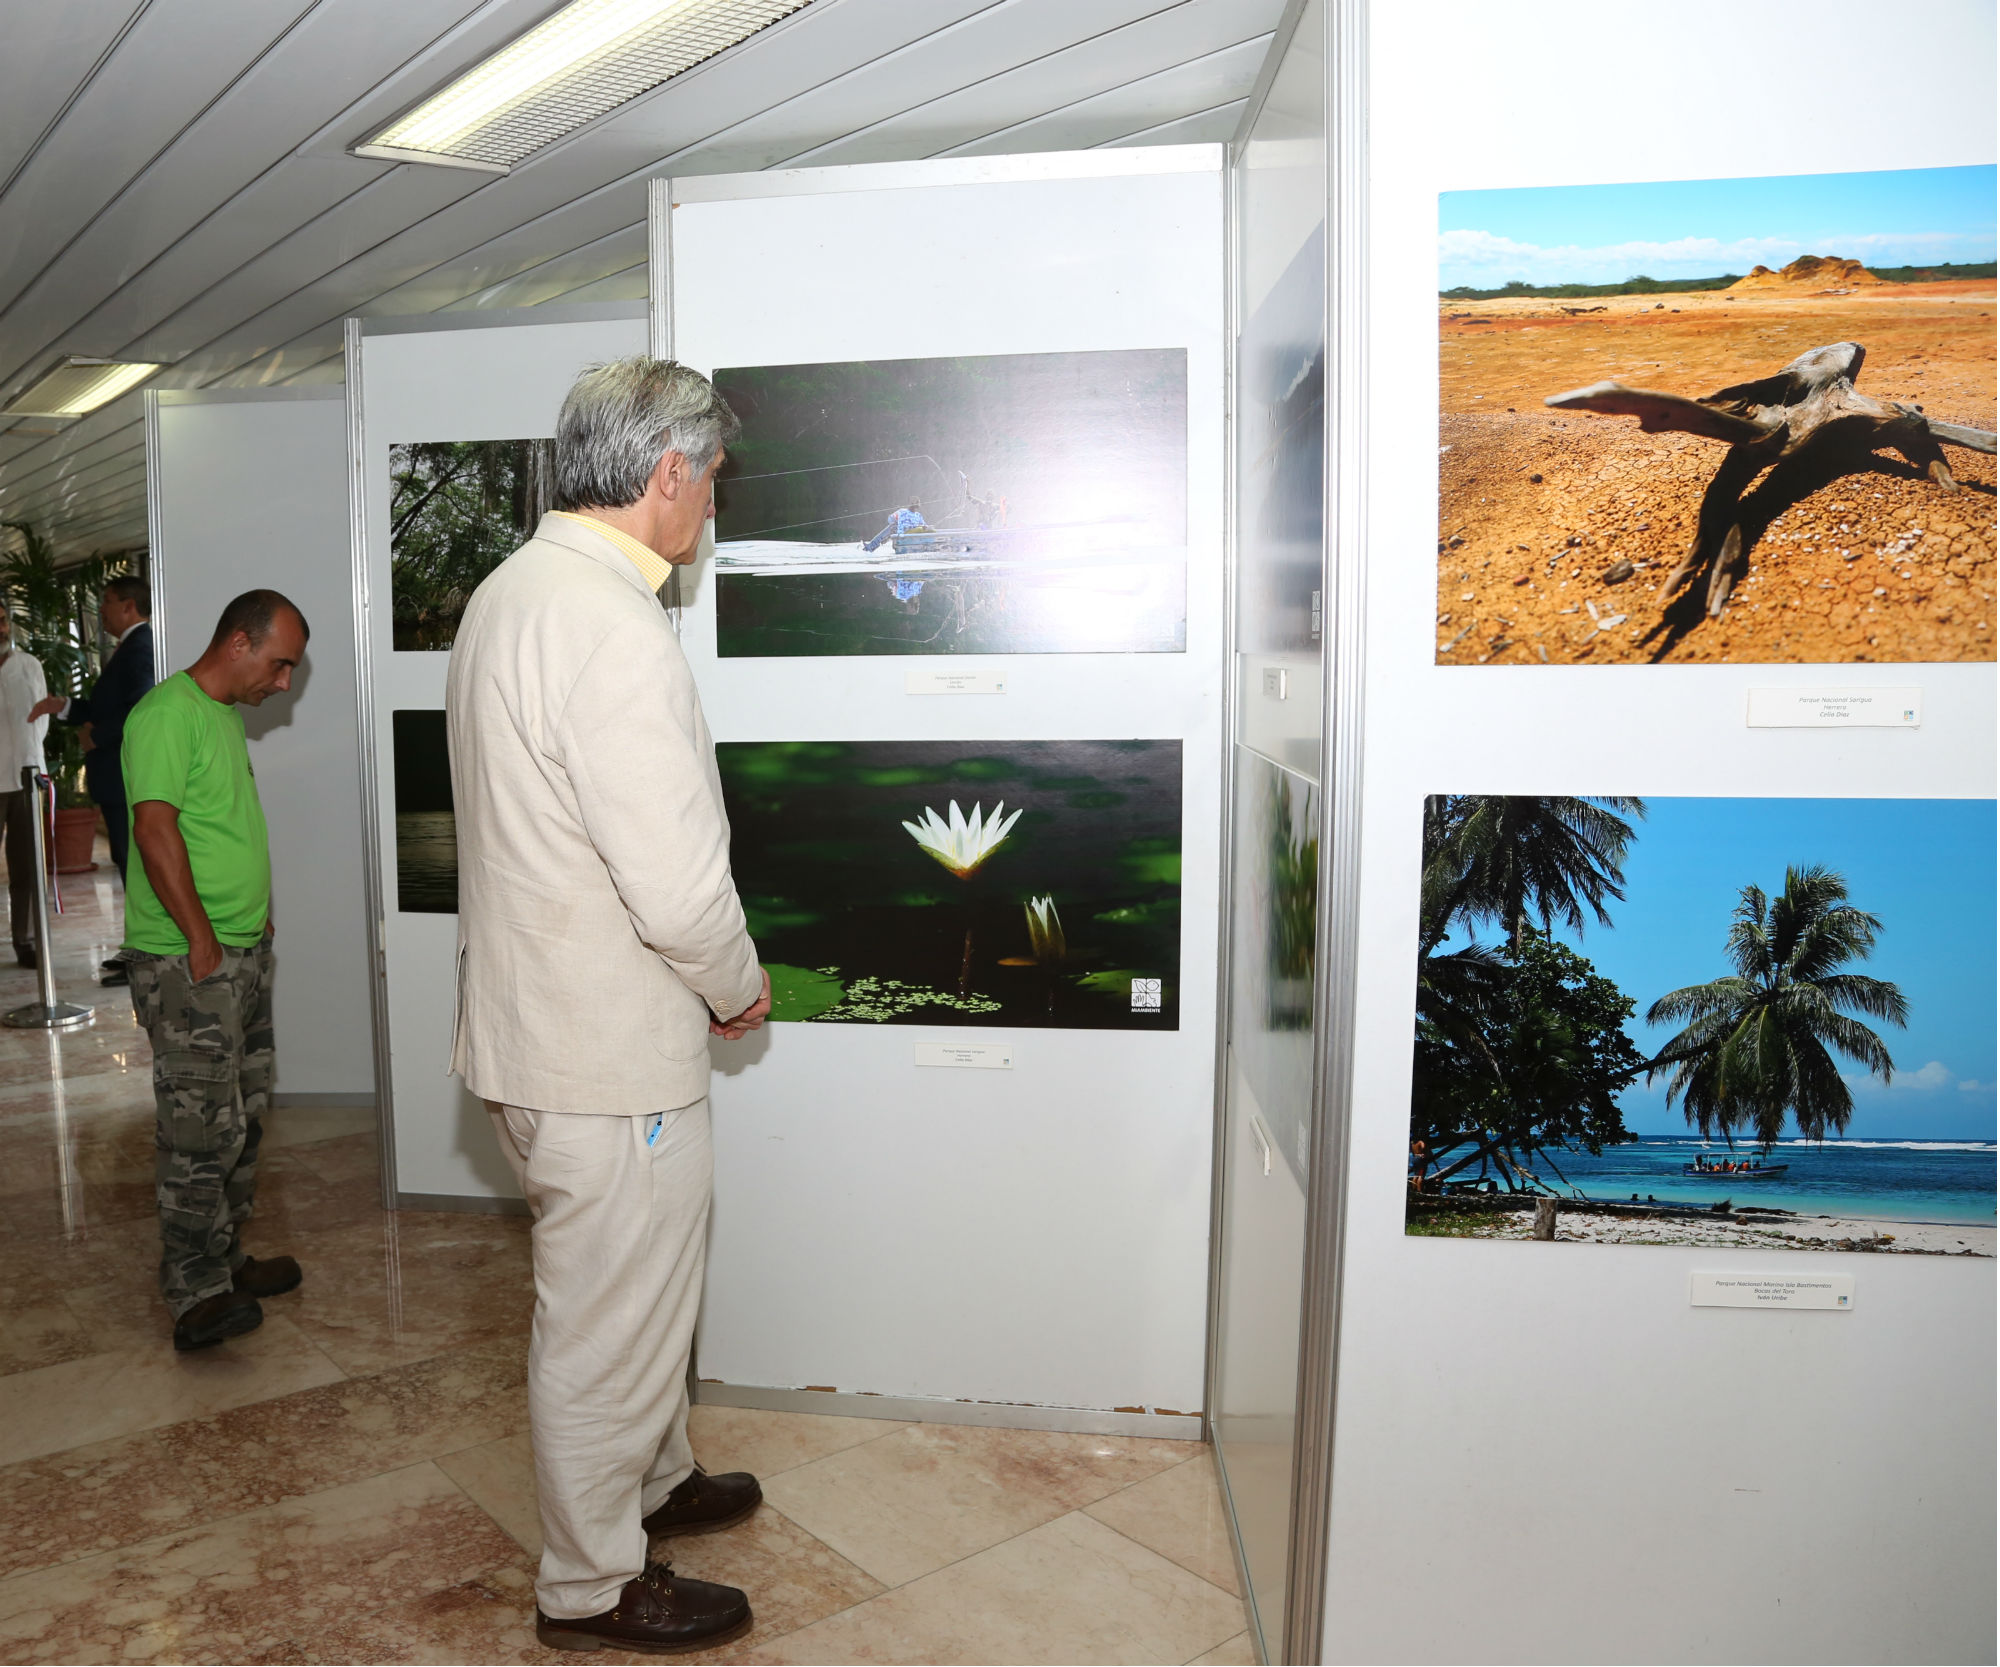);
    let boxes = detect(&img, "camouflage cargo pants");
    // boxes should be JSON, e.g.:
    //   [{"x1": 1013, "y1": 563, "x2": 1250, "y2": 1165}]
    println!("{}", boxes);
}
[{"x1": 128, "y1": 937, "x2": 275, "y2": 1319}]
